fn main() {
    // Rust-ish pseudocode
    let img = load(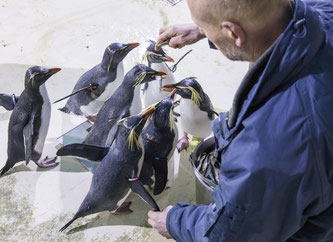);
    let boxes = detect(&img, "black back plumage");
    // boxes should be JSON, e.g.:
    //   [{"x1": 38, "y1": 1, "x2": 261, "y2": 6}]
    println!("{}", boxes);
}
[
  {"x1": 0, "y1": 66, "x2": 60, "y2": 176},
  {"x1": 140, "y1": 96, "x2": 176, "y2": 195},
  {"x1": 59, "y1": 111, "x2": 153, "y2": 231},
  {"x1": 83, "y1": 64, "x2": 165, "y2": 147},
  {"x1": 59, "y1": 43, "x2": 138, "y2": 115}
]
